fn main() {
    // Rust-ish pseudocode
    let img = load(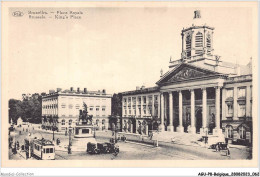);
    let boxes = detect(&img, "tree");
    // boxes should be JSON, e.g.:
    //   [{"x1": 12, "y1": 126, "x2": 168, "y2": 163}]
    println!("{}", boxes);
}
[
  {"x1": 111, "y1": 93, "x2": 122, "y2": 116},
  {"x1": 8, "y1": 99, "x2": 22, "y2": 123},
  {"x1": 8, "y1": 93, "x2": 43, "y2": 124}
]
